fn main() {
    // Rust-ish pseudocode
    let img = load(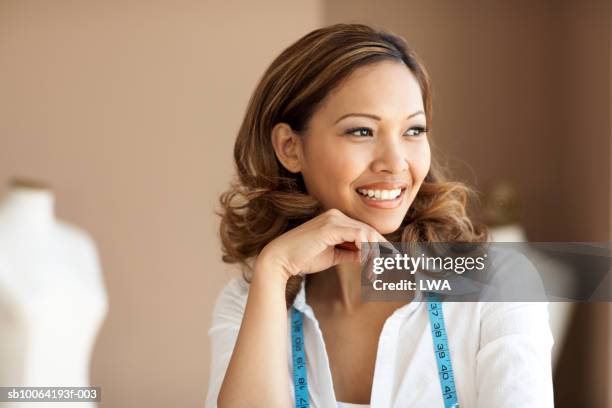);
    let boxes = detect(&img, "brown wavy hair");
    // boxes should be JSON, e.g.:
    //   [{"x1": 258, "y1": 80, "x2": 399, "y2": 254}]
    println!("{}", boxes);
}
[{"x1": 217, "y1": 23, "x2": 489, "y2": 308}]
